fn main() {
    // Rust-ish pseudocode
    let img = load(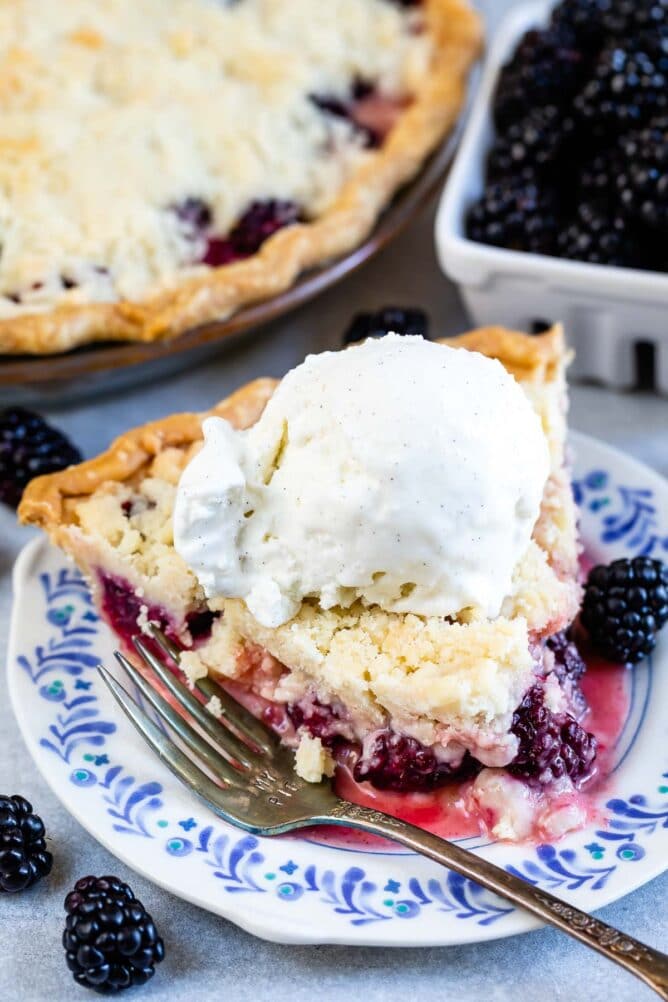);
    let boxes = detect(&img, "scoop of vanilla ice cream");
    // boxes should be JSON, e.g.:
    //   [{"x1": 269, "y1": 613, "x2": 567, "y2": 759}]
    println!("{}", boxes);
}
[{"x1": 174, "y1": 335, "x2": 550, "y2": 628}]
